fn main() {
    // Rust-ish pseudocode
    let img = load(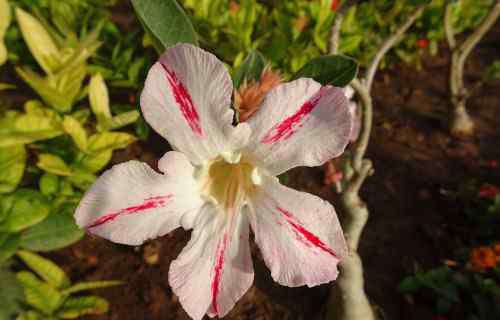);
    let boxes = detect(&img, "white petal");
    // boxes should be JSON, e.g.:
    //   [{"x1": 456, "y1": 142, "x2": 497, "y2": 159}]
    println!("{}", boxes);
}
[
  {"x1": 248, "y1": 175, "x2": 347, "y2": 287},
  {"x1": 158, "y1": 151, "x2": 194, "y2": 177},
  {"x1": 140, "y1": 44, "x2": 234, "y2": 164},
  {"x1": 75, "y1": 160, "x2": 203, "y2": 245},
  {"x1": 244, "y1": 79, "x2": 351, "y2": 175},
  {"x1": 169, "y1": 204, "x2": 253, "y2": 320}
]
